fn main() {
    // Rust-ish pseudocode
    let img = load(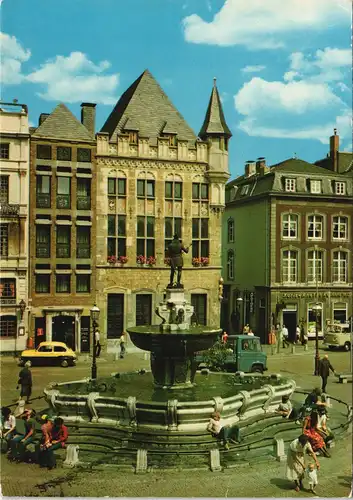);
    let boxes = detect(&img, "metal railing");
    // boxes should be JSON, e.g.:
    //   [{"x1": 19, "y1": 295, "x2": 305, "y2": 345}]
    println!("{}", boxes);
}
[
  {"x1": 0, "y1": 204, "x2": 20, "y2": 216},
  {"x1": 56, "y1": 195, "x2": 71, "y2": 209},
  {"x1": 77, "y1": 246, "x2": 90, "y2": 258},
  {"x1": 36, "y1": 194, "x2": 51, "y2": 208},
  {"x1": 77, "y1": 196, "x2": 91, "y2": 210},
  {"x1": 56, "y1": 244, "x2": 70, "y2": 258}
]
